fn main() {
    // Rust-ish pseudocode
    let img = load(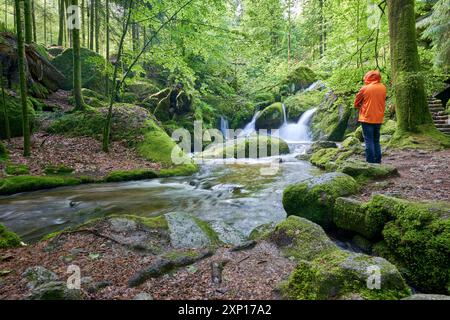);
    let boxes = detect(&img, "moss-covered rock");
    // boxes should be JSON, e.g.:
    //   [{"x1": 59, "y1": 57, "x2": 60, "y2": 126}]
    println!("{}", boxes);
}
[
  {"x1": 284, "y1": 90, "x2": 326, "y2": 121},
  {"x1": 268, "y1": 216, "x2": 337, "y2": 261},
  {"x1": 336, "y1": 161, "x2": 399, "y2": 182},
  {"x1": 255, "y1": 102, "x2": 284, "y2": 130},
  {"x1": 104, "y1": 169, "x2": 158, "y2": 183},
  {"x1": 281, "y1": 249, "x2": 411, "y2": 300},
  {"x1": 81, "y1": 88, "x2": 108, "y2": 109},
  {"x1": 342, "y1": 136, "x2": 362, "y2": 149},
  {"x1": 126, "y1": 80, "x2": 160, "y2": 101},
  {"x1": 0, "y1": 141, "x2": 7, "y2": 160},
  {"x1": 0, "y1": 93, "x2": 36, "y2": 139},
  {"x1": 282, "y1": 173, "x2": 359, "y2": 228},
  {"x1": 44, "y1": 165, "x2": 74, "y2": 175},
  {"x1": 248, "y1": 222, "x2": 276, "y2": 241},
  {"x1": 309, "y1": 147, "x2": 343, "y2": 171},
  {"x1": 370, "y1": 195, "x2": 450, "y2": 294},
  {"x1": 51, "y1": 48, "x2": 112, "y2": 93},
  {"x1": 282, "y1": 66, "x2": 317, "y2": 93},
  {"x1": 0, "y1": 175, "x2": 83, "y2": 195},
  {"x1": 334, "y1": 197, "x2": 389, "y2": 240},
  {"x1": 199, "y1": 135, "x2": 290, "y2": 159},
  {"x1": 0, "y1": 223, "x2": 21, "y2": 249},
  {"x1": 381, "y1": 120, "x2": 397, "y2": 136},
  {"x1": 308, "y1": 141, "x2": 338, "y2": 154}
]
